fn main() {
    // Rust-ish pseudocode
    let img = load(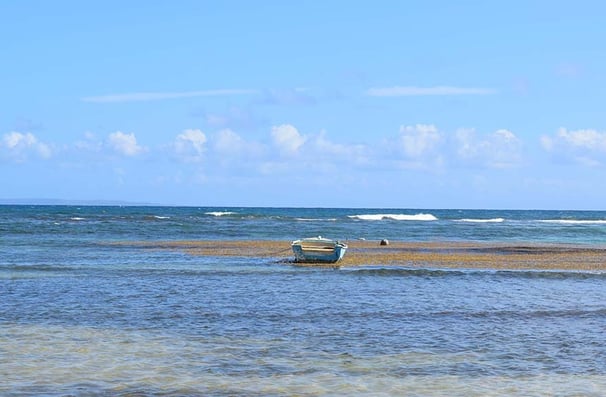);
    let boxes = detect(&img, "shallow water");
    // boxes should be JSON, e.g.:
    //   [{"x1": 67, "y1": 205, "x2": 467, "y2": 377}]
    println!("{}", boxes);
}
[
  {"x1": 3, "y1": 255, "x2": 606, "y2": 395},
  {"x1": 2, "y1": 206, "x2": 606, "y2": 395}
]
